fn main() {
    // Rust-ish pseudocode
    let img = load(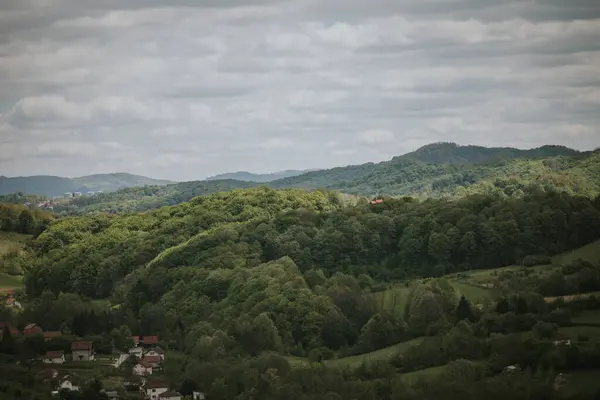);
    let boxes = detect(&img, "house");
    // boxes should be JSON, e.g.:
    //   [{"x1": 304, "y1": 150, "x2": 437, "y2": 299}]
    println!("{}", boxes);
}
[
  {"x1": 144, "y1": 382, "x2": 169, "y2": 400},
  {"x1": 39, "y1": 368, "x2": 59, "y2": 380},
  {"x1": 145, "y1": 348, "x2": 165, "y2": 360},
  {"x1": 553, "y1": 339, "x2": 572, "y2": 347},
  {"x1": 129, "y1": 346, "x2": 144, "y2": 359},
  {"x1": 23, "y1": 323, "x2": 43, "y2": 336},
  {"x1": 133, "y1": 359, "x2": 153, "y2": 376},
  {"x1": 141, "y1": 336, "x2": 159, "y2": 347},
  {"x1": 43, "y1": 350, "x2": 66, "y2": 364},
  {"x1": 159, "y1": 391, "x2": 182, "y2": 400},
  {"x1": 6, "y1": 298, "x2": 22, "y2": 309},
  {"x1": 192, "y1": 392, "x2": 206, "y2": 400},
  {"x1": 43, "y1": 331, "x2": 62, "y2": 341},
  {"x1": 58, "y1": 374, "x2": 79, "y2": 391},
  {"x1": 71, "y1": 341, "x2": 95, "y2": 361},
  {"x1": 142, "y1": 355, "x2": 162, "y2": 368},
  {"x1": 101, "y1": 390, "x2": 119, "y2": 400},
  {"x1": 369, "y1": 199, "x2": 384, "y2": 204}
]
